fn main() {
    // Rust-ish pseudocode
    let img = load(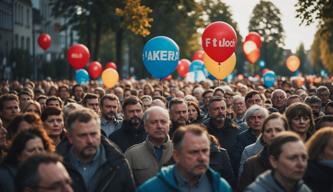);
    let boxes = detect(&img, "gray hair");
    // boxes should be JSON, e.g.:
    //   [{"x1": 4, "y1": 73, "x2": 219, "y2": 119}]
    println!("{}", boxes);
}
[
  {"x1": 244, "y1": 104, "x2": 269, "y2": 121},
  {"x1": 271, "y1": 89, "x2": 287, "y2": 100},
  {"x1": 143, "y1": 106, "x2": 169, "y2": 124}
]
